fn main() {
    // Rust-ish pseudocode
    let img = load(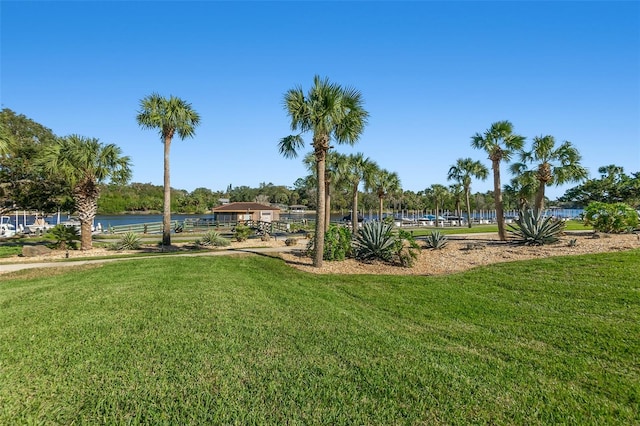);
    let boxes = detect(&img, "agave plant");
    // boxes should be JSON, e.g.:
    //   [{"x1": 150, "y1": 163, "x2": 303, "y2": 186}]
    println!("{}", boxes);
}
[
  {"x1": 353, "y1": 222, "x2": 396, "y2": 262},
  {"x1": 507, "y1": 208, "x2": 565, "y2": 246},
  {"x1": 197, "y1": 230, "x2": 230, "y2": 247},
  {"x1": 424, "y1": 231, "x2": 448, "y2": 250}
]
